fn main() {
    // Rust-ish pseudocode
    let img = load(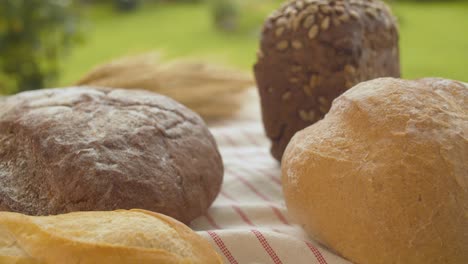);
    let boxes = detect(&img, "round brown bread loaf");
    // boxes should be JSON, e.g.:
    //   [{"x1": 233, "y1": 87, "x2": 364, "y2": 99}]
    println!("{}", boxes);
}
[
  {"x1": 282, "y1": 78, "x2": 468, "y2": 264},
  {"x1": 254, "y1": 0, "x2": 400, "y2": 161},
  {"x1": 0, "y1": 87, "x2": 223, "y2": 224}
]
